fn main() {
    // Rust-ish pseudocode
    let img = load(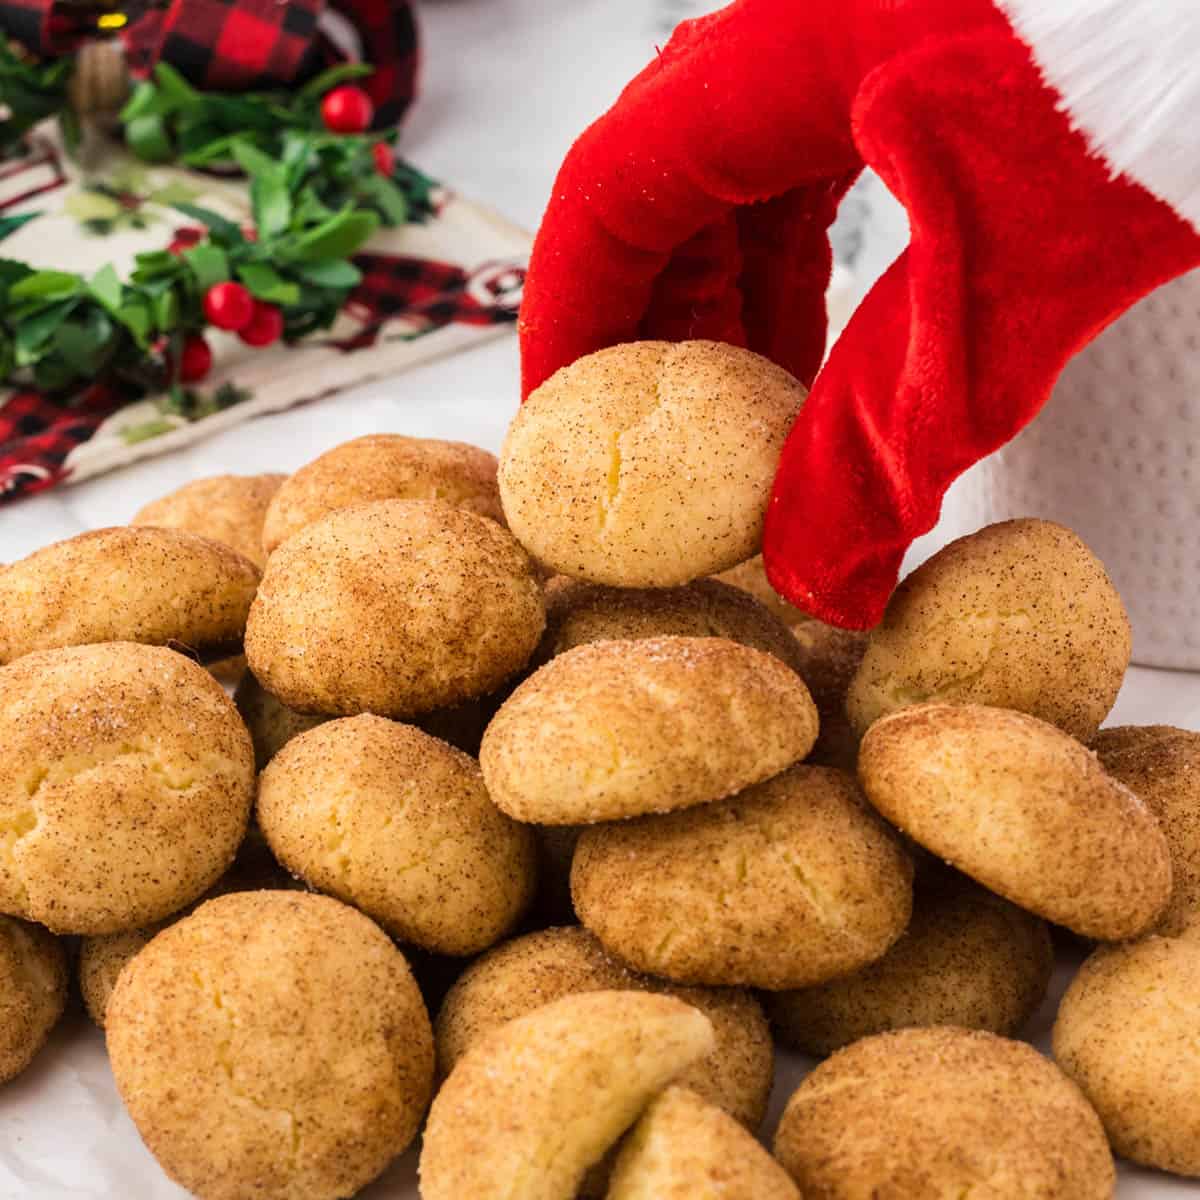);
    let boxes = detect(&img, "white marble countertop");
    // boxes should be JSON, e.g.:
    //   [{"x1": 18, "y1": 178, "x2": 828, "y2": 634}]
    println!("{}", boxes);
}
[{"x1": 1, "y1": 2, "x2": 1198, "y2": 1197}]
